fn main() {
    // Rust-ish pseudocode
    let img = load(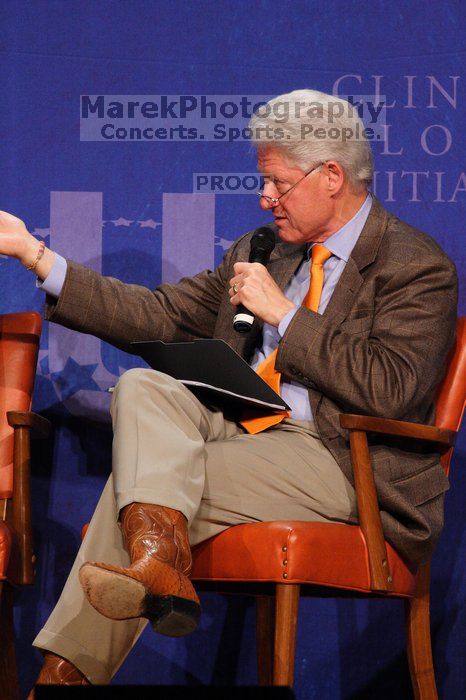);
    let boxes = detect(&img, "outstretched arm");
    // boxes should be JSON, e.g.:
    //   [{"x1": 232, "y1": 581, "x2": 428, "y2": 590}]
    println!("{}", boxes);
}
[{"x1": 0, "y1": 209, "x2": 241, "y2": 353}]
